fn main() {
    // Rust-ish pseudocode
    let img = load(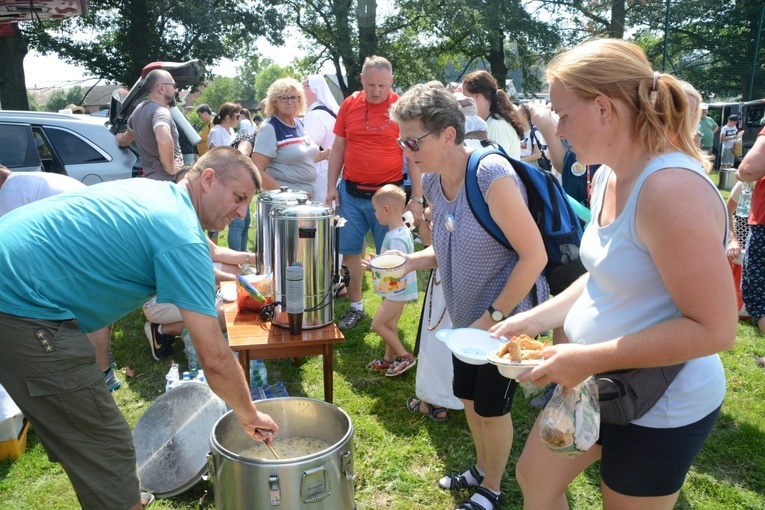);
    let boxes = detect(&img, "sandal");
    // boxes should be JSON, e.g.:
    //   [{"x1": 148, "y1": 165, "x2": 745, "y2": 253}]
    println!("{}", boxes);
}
[
  {"x1": 439, "y1": 465, "x2": 484, "y2": 490},
  {"x1": 141, "y1": 492, "x2": 155, "y2": 509},
  {"x1": 385, "y1": 353, "x2": 416, "y2": 377},
  {"x1": 367, "y1": 357, "x2": 394, "y2": 370},
  {"x1": 406, "y1": 398, "x2": 448, "y2": 422},
  {"x1": 455, "y1": 486, "x2": 504, "y2": 510}
]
